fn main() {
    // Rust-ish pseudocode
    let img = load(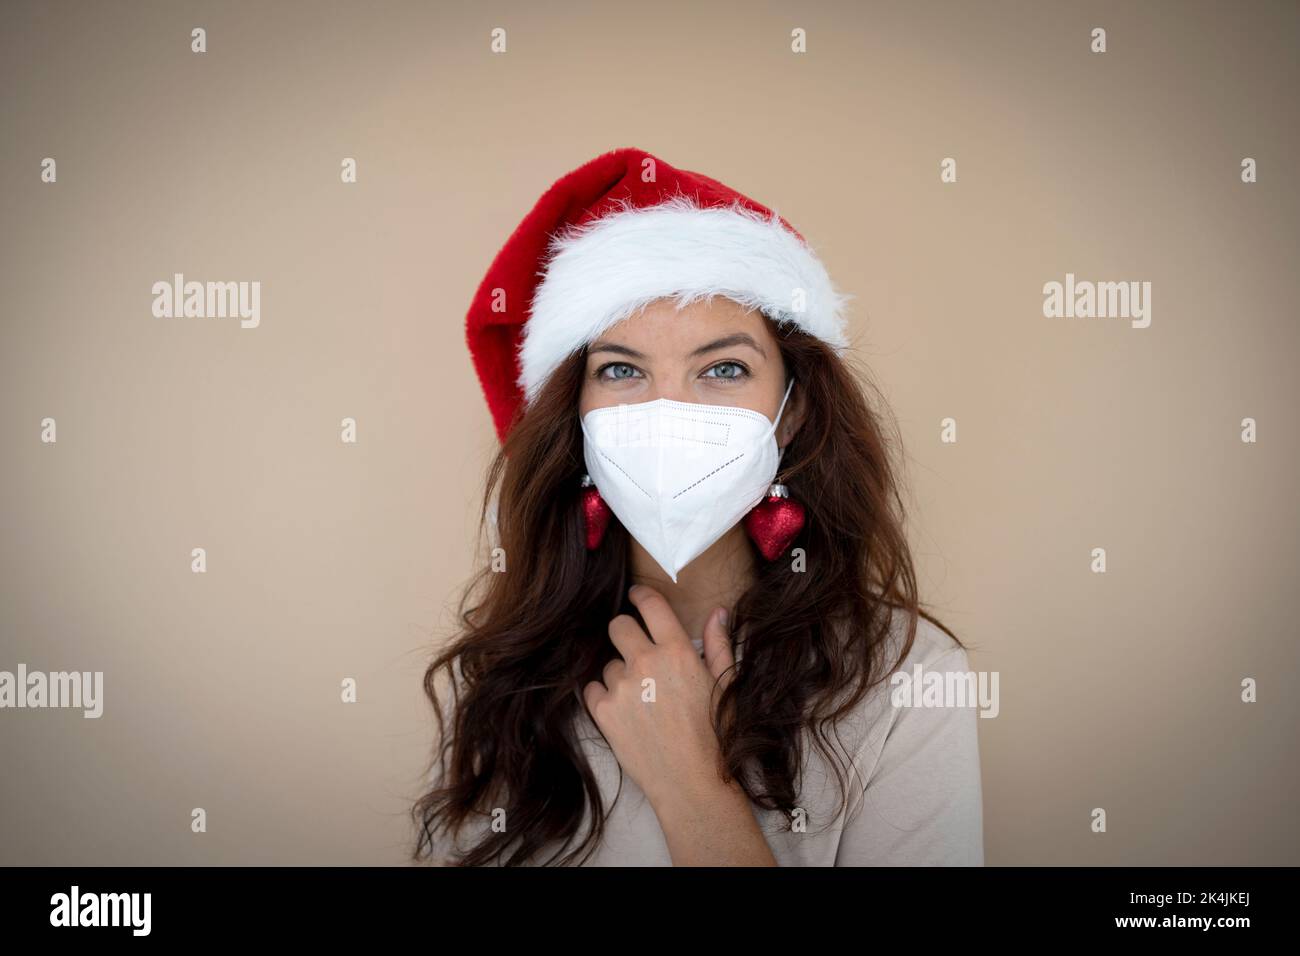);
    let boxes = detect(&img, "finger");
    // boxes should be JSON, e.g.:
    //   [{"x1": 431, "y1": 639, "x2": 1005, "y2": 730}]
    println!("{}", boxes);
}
[
  {"x1": 582, "y1": 679, "x2": 606, "y2": 722},
  {"x1": 626, "y1": 584, "x2": 690, "y2": 648},
  {"x1": 601, "y1": 657, "x2": 626, "y2": 688},
  {"x1": 702, "y1": 606, "x2": 737, "y2": 686},
  {"x1": 608, "y1": 613, "x2": 653, "y2": 662}
]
